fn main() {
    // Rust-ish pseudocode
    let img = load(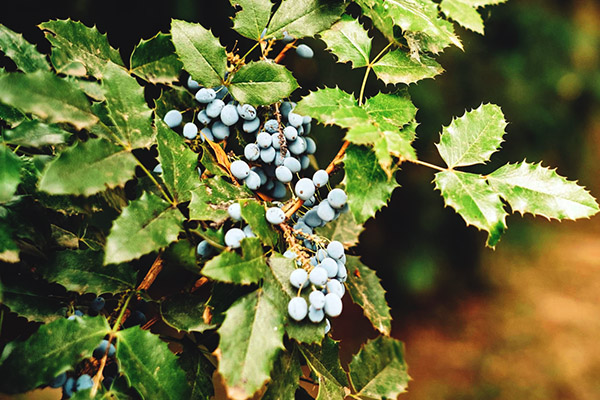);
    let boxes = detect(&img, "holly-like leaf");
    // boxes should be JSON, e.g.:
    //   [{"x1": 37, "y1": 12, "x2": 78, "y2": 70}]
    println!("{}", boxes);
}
[
  {"x1": 240, "y1": 199, "x2": 279, "y2": 247},
  {"x1": 262, "y1": 348, "x2": 303, "y2": 400},
  {"x1": 435, "y1": 170, "x2": 507, "y2": 247},
  {"x1": 0, "y1": 279, "x2": 64, "y2": 323},
  {"x1": 488, "y1": 161, "x2": 600, "y2": 220},
  {"x1": 116, "y1": 327, "x2": 191, "y2": 400},
  {"x1": 102, "y1": 62, "x2": 154, "y2": 149},
  {"x1": 345, "y1": 256, "x2": 392, "y2": 335},
  {"x1": 229, "y1": 61, "x2": 298, "y2": 106},
  {"x1": 315, "y1": 211, "x2": 363, "y2": 248},
  {"x1": 348, "y1": 336, "x2": 409, "y2": 399},
  {"x1": 130, "y1": 32, "x2": 183, "y2": 84},
  {"x1": 161, "y1": 293, "x2": 216, "y2": 333},
  {"x1": 171, "y1": 19, "x2": 227, "y2": 88},
  {"x1": 189, "y1": 177, "x2": 254, "y2": 223},
  {"x1": 229, "y1": 0, "x2": 273, "y2": 40},
  {"x1": 38, "y1": 138, "x2": 137, "y2": 196},
  {"x1": 154, "y1": 86, "x2": 197, "y2": 122},
  {"x1": 39, "y1": 19, "x2": 124, "y2": 78},
  {"x1": 343, "y1": 145, "x2": 399, "y2": 224},
  {"x1": 299, "y1": 338, "x2": 349, "y2": 399},
  {"x1": 436, "y1": 104, "x2": 507, "y2": 169},
  {"x1": 0, "y1": 71, "x2": 98, "y2": 130},
  {"x1": 267, "y1": 0, "x2": 346, "y2": 38},
  {"x1": 178, "y1": 344, "x2": 215, "y2": 400},
  {"x1": 42, "y1": 250, "x2": 137, "y2": 295},
  {"x1": 319, "y1": 14, "x2": 371, "y2": 68},
  {"x1": 202, "y1": 238, "x2": 267, "y2": 285},
  {"x1": 0, "y1": 102, "x2": 27, "y2": 127},
  {"x1": 216, "y1": 289, "x2": 285, "y2": 400},
  {"x1": 3, "y1": 121, "x2": 71, "y2": 147},
  {"x1": 0, "y1": 316, "x2": 110, "y2": 394},
  {"x1": 104, "y1": 192, "x2": 182, "y2": 264},
  {"x1": 156, "y1": 118, "x2": 200, "y2": 203},
  {"x1": 440, "y1": 0, "x2": 485, "y2": 34},
  {"x1": 0, "y1": 144, "x2": 22, "y2": 203},
  {"x1": 0, "y1": 24, "x2": 50, "y2": 73},
  {"x1": 372, "y1": 49, "x2": 443, "y2": 85},
  {"x1": 295, "y1": 87, "x2": 365, "y2": 128},
  {"x1": 363, "y1": 91, "x2": 418, "y2": 131}
]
